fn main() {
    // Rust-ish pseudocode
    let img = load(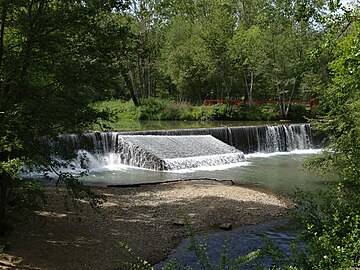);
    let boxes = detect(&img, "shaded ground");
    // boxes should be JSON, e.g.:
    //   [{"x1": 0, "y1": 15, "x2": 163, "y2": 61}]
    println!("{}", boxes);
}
[{"x1": 0, "y1": 181, "x2": 290, "y2": 270}]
